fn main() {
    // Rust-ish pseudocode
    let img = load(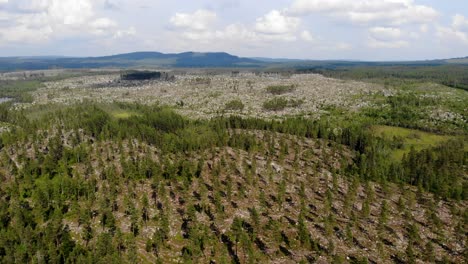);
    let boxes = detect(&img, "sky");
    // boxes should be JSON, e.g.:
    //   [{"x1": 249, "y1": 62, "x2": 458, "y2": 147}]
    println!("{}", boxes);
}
[{"x1": 0, "y1": 0, "x2": 468, "y2": 60}]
